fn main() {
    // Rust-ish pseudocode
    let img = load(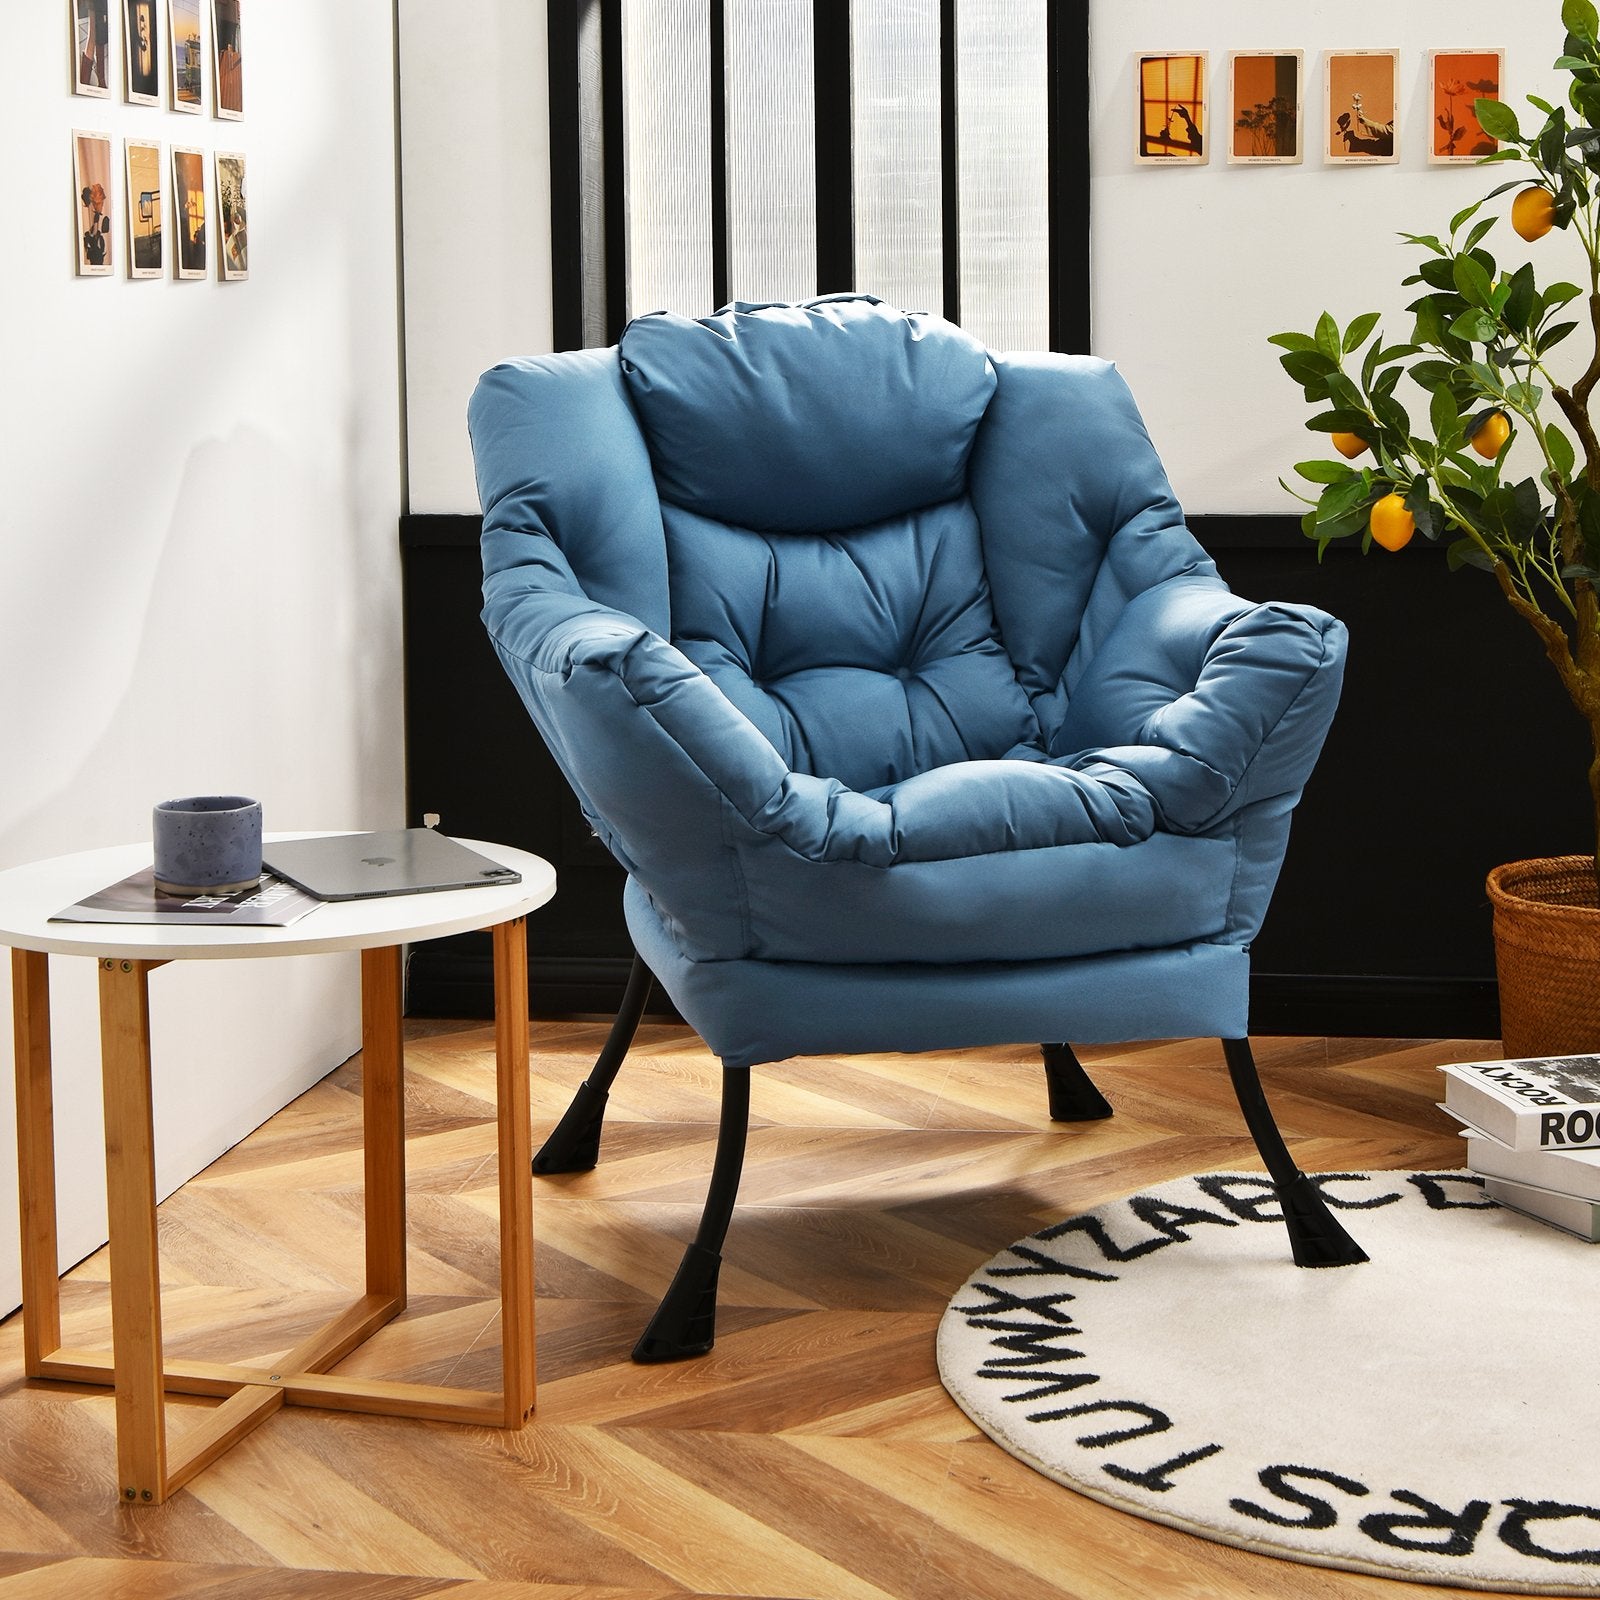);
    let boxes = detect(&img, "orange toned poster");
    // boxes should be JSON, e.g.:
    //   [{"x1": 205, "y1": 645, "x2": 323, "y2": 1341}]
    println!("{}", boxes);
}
[
  {"x1": 1327, "y1": 50, "x2": 1399, "y2": 164},
  {"x1": 1430, "y1": 50, "x2": 1504, "y2": 161},
  {"x1": 1137, "y1": 53, "x2": 1208, "y2": 164},
  {"x1": 1230, "y1": 51, "x2": 1303, "y2": 164}
]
